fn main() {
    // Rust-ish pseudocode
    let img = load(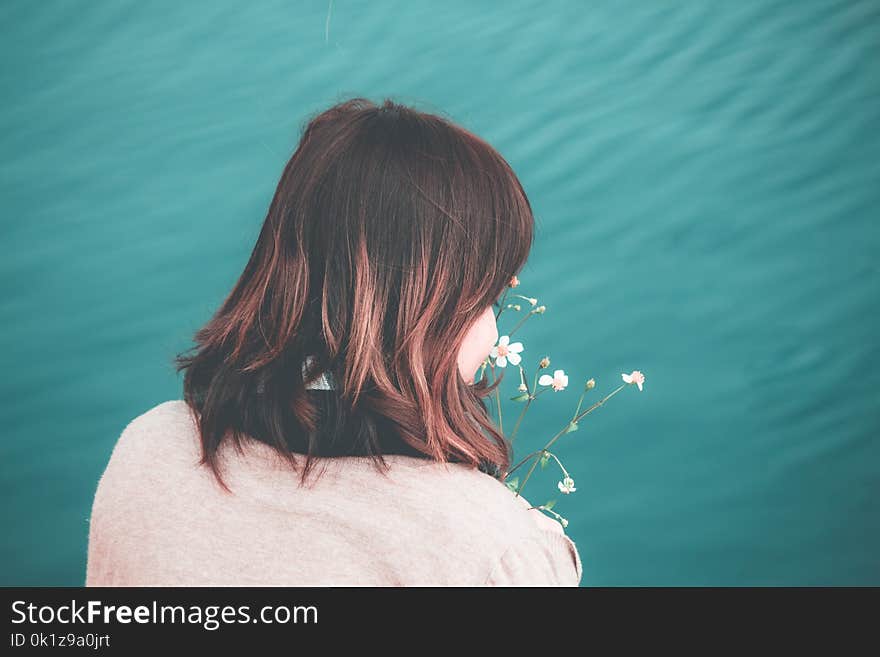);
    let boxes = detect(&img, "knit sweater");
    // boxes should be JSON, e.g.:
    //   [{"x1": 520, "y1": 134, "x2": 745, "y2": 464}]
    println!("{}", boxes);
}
[{"x1": 85, "y1": 400, "x2": 583, "y2": 586}]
